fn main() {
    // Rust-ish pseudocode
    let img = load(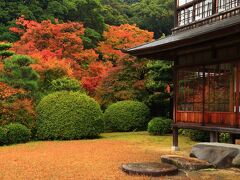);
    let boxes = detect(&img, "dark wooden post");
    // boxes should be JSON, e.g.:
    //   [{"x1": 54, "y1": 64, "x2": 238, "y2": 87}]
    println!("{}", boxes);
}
[
  {"x1": 210, "y1": 131, "x2": 219, "y2": 142},
  {"x1": 192, "y1": 2, "x2": 196, "y2": 22},
  {"x1": 212, "y1": 0, "x2": 217, "y2": 14},
  {"x1": 174, "y1": 0, "x2": 178, "y2": 27},
  {"x1": 202, "y1": 66, "x2": 206, "y2": 126},
  {"x1": 172, "y1": 127, "x2": 179, "y2": 151},
  {"x1": 235, "y1": 62, "x2": 239, "y2": 128},
  {"x1": 172, "y1": 59, "x2": 179, "y2": 151},
  {"x1": 229, "y1": 134, "x2": 237, "y2": 144}
]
